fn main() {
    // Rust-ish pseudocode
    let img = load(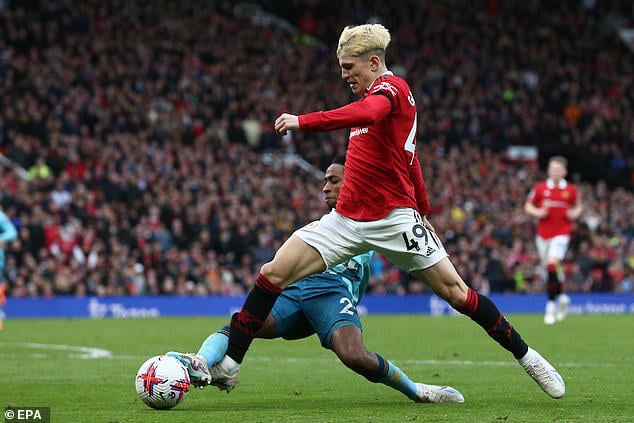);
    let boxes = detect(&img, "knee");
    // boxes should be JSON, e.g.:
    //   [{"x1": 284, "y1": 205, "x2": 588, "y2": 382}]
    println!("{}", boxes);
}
[
  {"x1": 260, "y1": 262, "x2": 273, "y2": 279},
  {"x1": 337, "y1": 345, "x2": 374, "y2": 373},
  {"x1": 260, "y1": 261, "x2": 285, "y2": 286}
]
